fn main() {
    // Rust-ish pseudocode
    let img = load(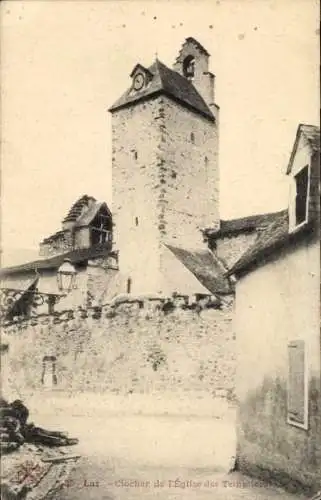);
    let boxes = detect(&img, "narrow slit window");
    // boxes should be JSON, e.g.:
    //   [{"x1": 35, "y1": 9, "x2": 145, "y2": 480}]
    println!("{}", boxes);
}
[{"x1": 42, "y1": 356, "x2": 57, "y2": 389}]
